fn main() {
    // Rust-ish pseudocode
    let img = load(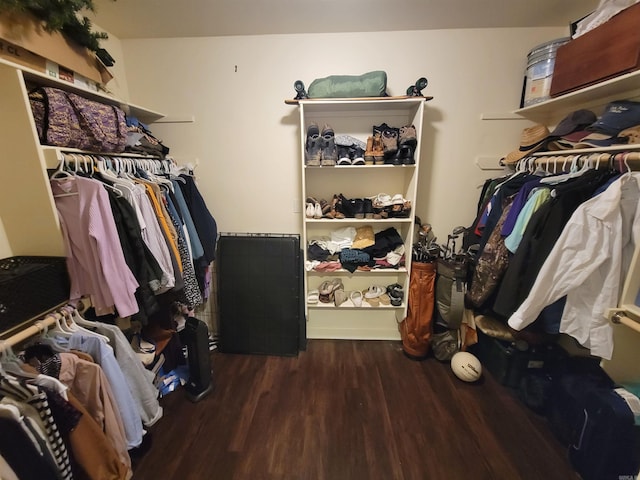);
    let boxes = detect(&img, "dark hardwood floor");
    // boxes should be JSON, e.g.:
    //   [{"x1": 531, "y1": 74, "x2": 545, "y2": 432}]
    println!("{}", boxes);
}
[{"x1": 131, "y1": 340, "x2": 579, "y2": 480}]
